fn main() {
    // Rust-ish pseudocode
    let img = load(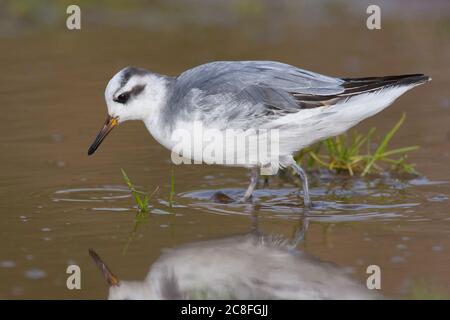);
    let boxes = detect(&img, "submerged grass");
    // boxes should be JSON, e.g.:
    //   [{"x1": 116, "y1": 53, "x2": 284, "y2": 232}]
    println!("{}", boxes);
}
[
  {"x1": 121, "y1": 168, "x2": 159, "y2": 255},
  {"x1": 169, "y1": 168, "x2": 175, "y2": 208},
  {"x1": 295, "y1": 113, "x2": 419, "y2": 176}
]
